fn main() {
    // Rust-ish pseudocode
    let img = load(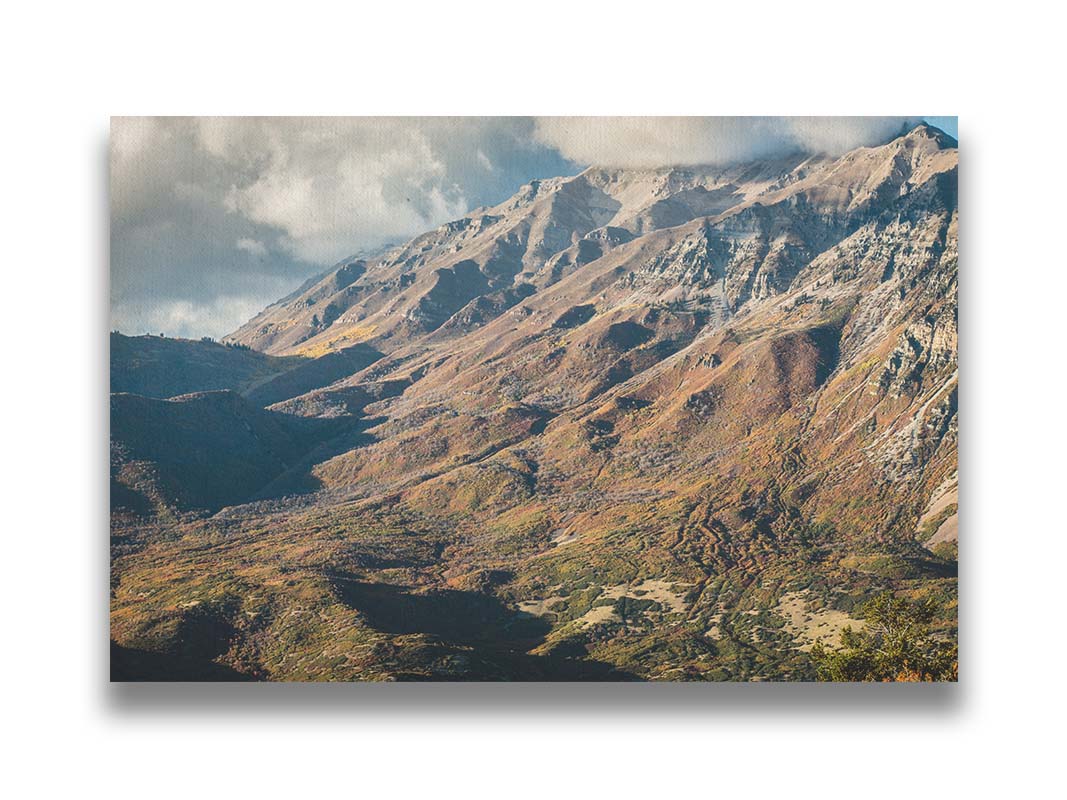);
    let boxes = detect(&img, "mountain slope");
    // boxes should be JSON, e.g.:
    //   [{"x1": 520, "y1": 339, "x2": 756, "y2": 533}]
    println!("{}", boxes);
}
[
  {"x1": 110, "y1": 332, "x2": 299, "y2": 399},
  {"x1": 110, "y1": 390, "x2": 348, "y2": 512}
]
